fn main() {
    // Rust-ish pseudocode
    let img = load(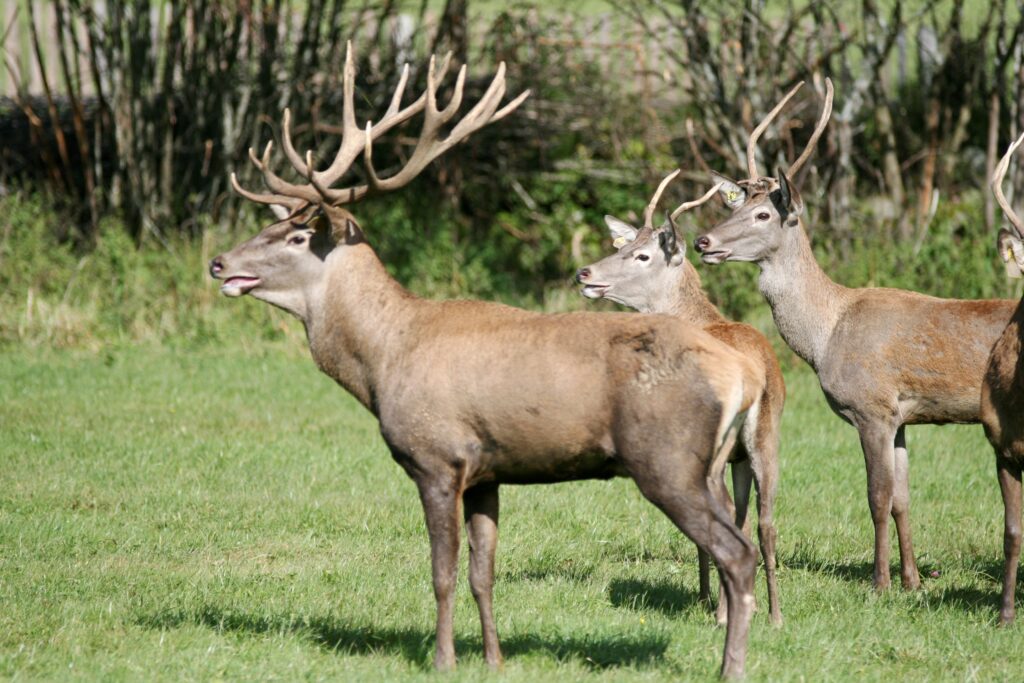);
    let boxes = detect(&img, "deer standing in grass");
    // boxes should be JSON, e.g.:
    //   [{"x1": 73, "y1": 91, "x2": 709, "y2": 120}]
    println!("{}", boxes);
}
[
  {"x1": 693, "y1": 79, "x2": 1018, "y2": 591},
  {"x1": 982, "y1": 132, "x2": 1024, "y2": 624},
  {"x1": 209, "y1": 45, "x2": 761, "y2": 678},
  {"x1": 577, "y1": 171, "x2": 785, "y2": 626}
]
